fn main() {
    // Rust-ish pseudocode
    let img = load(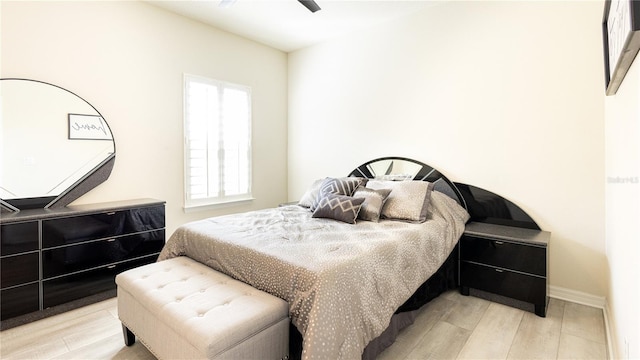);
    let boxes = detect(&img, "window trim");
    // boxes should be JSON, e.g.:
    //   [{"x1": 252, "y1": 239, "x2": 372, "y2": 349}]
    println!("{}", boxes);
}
[{"x1": 183, "y1": 74, "x2": 253, "y2": 211}]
